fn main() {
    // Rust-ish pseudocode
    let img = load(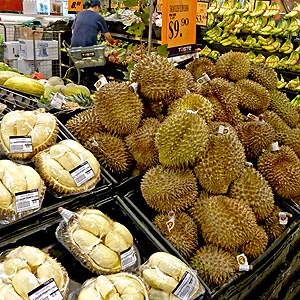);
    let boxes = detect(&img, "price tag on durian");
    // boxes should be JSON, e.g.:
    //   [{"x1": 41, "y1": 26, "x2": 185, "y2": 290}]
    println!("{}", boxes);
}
[
  {"x1": 196, "y1": 1, "x2": 209, "y2": 26},
  {"x1": 50, "y1": 92, "x2": 66, "y2": 109},
  {"x1": 162, "y1": 0, "x2": 197, "y2": 56},
  {"x1": 15, "y1": 189, "x2": 39, "y2": 213},
  {"x1": 94, "y1": 76, "x2": 108, "y2": 91},
  {"x1": 236, "y1": 253, "x2": 251, "y2": 272},
  {"x1": 70, "y1": 161, "x2": 95, "y2": 187},
  {"x1": 279, "y1": 212, "x2": 290, "y2": 225},
  {"x1": 9, "y1": 136, "x2": 33, "y2": 153},
  {"x1": 172, "y1": 271, "x2": 196, "y2": 300},
  {"x1": 197, "y1": 73, "x2": 211, "y2": 84},
  {"x1": 28, "y1": 278, "x2": 63, "y2": 300},
  {"x1": 68, "y1": 0, "x2": 83, "y2": 12},
  {"x1": 120, "y1": 245, "x2": 137, "y2": 270}
]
